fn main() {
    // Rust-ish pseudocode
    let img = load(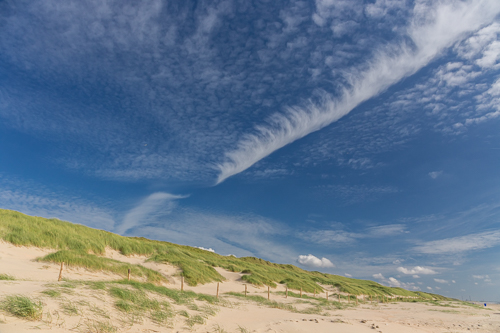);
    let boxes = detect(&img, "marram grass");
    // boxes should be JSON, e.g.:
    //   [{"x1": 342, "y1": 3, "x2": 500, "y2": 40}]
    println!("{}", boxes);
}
[
  {"x1": 1, "y1": 295, "x2": 43, "y2": 320},
  {"x1": 38, "y1": 250, "x2": 167, "y2": 283},
  {"x1": 0, "y1": 209, "x2": 450, "y2": 299}
]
